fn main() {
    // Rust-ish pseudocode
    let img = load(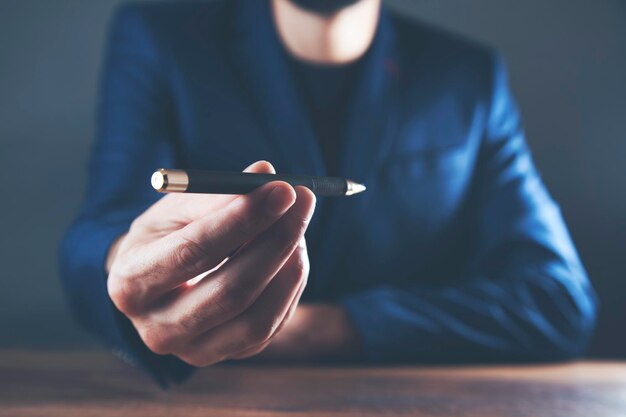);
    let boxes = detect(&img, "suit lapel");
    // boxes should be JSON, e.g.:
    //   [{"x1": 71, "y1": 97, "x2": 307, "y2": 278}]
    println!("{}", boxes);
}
[
  {"x1": 339, "y1": 10, "x2": 401, "y2": 181},
  {"x1": 228, "y1": 0, "x2": 325, "y2": 176},
  {"x1": 312, "y1": 11, "x2": 403, "y2": 290}
]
